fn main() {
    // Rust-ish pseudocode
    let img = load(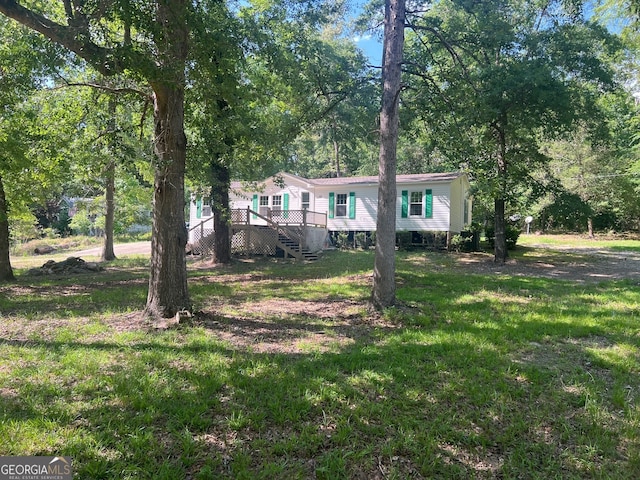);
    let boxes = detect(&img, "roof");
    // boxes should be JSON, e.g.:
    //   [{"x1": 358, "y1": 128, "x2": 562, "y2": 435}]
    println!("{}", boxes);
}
[
  {"x1": 231, "y1": 172, "x2": 464, "y2": 190},
  {"x1": 306, "y1": 172, "x2": 463, "y2": 186}
]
